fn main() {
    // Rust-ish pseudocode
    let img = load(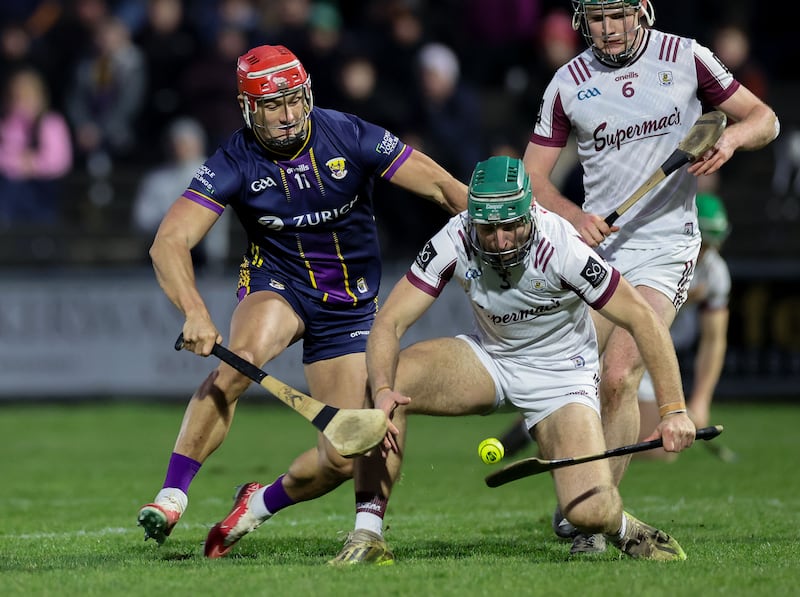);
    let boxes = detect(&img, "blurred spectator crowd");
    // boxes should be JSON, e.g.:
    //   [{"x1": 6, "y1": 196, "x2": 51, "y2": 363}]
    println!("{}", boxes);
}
[{"x1": 0, "y1": 0, "x2": 796, "y2": 268}]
